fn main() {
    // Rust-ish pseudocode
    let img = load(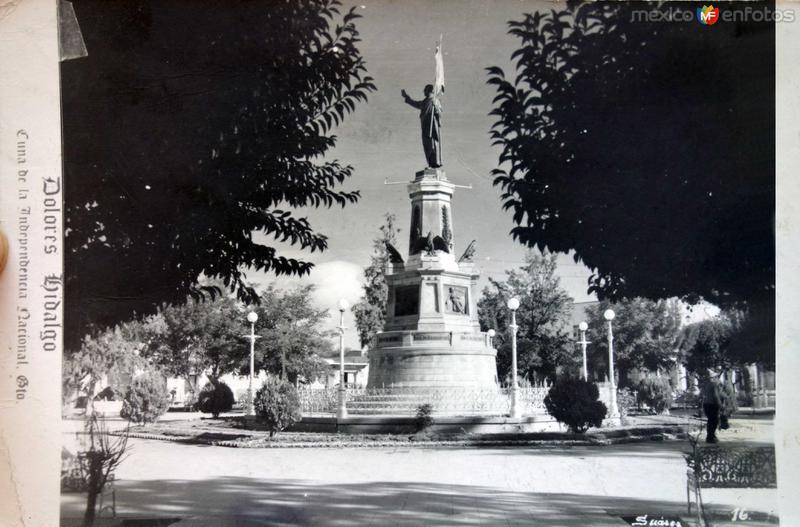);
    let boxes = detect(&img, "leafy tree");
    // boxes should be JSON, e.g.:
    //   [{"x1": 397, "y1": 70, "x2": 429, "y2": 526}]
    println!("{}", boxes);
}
[
  {"x1": 142, "y1": 296, "x2": 247, "y2": 393},
  {"x1": 250, "y1": 285, "x2": 333, "y2": 384},
  {"x1": 478, "y1": 251, "x2": 575, "y2": 382},
  {"x1": 63, "y1": 0, "x2": 376, "y2": 348},
  {"x1": 679, "y1": 313, "x2": 742, "y2": 375},
  {"x1": 585, "y1": 298, "x2": 682, "y2": 388},
  {"x1": 487, "y1": 3, "x2": 774, "y2": 357},
  {"x1": 63, "y1": 322, "x2": 147, "y2": 411},
  {"x1": 352, "y1": 213, "x2": 400, "y2": 348}
]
